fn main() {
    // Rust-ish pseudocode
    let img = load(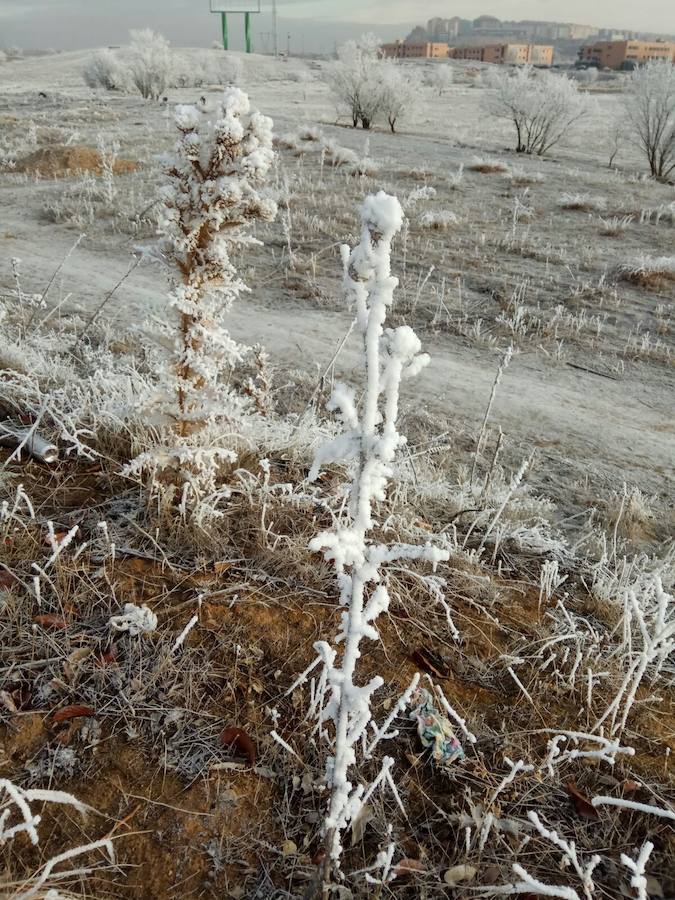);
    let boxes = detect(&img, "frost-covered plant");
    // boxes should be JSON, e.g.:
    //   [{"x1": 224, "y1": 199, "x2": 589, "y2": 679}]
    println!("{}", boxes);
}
[
  {"x1": 0, "y1": 779, "x2": 114, "y2": 898},
  {"x1": 598, "y1": 214, "x2": 633, "y2": 236},
  {"x1": 491, "y1": 811, "x2": 600, "y2": 899},
  {"x1": 326, "y1": 34, "x2": 383, "y2": 129},
  {"x1": 593, "y1": 575, "x2": 674, "y2": 736},
  {"x1": 296, "y1": 191, "x2": 449, "y2": 884},
  {"x1": 614, "y1": 254, "x2": 675, "y2": 286},
  {"x1": 326, "y1": 34, "x2": 415, "y2": 132},
  {"x1": 620, "y1": 842, "x2": 654, "y2": 900},
  {"x1": 559, "y1": 193, "x2": 606, "y2": 212},
  {"x1": 419, "y1": 209, "x2": 460, "y2": 229},
  {"x1": 128, "y1": 28, "x2": 172, "y2": 100},
  {"x1": 624, "y1": 60, "x2": 675, "y2": 180},
  {"x1": 427, "y1": 64, "x2": 454, "y2": 95},
  {"x1": 378, "y1": 60, "x2": 421, "y2": 133},
  {"x1": 83, "y1": 48, "x2": 129, "y2": 92},
  {"x1": 125, "y1": 88, "x2": 277, "y2": 509},
  {"x1": 486, "y1": 66, "x2": 589, "y2": 156}
]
